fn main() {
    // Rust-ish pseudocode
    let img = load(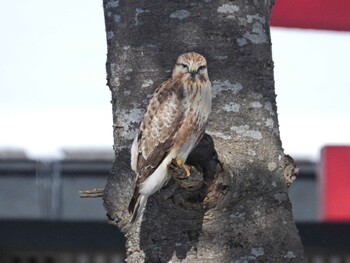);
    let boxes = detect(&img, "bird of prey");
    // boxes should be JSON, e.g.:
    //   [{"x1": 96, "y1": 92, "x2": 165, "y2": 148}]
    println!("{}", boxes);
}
[{"x1": 128, "y1": 52, "x2": 212, "y2": 223}]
